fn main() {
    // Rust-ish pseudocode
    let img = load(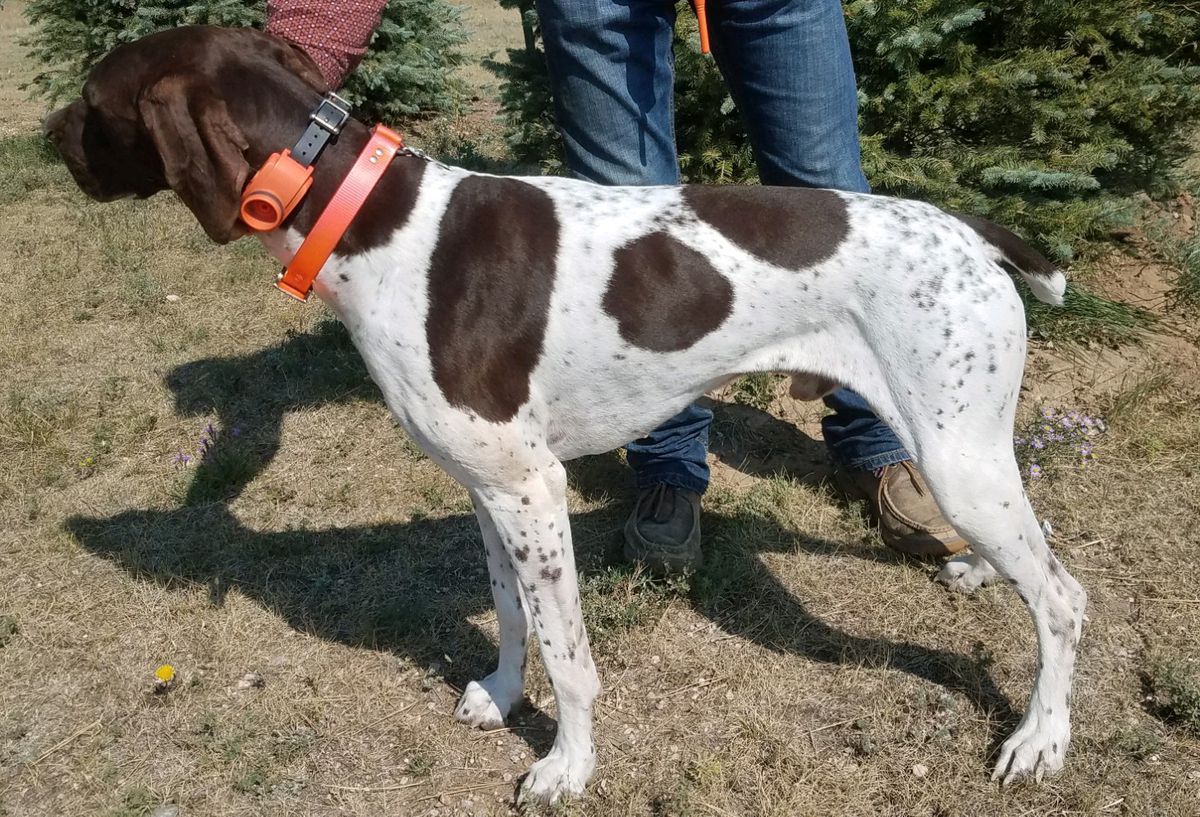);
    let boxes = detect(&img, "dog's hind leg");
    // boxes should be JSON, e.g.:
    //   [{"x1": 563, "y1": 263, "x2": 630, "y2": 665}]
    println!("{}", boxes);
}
[
  {"x1": 937, "y1": 551, "x2": 1000, "y2": 594},
  {"x1": 473, "y1": 459, "x2": 600, "y2": 806},
  {"x1": 917, "y1": 444, "x2": 1086, "y2": 783},
  {"x1": 454, "y1": 492, "x2": 533, "y2": 730}
]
